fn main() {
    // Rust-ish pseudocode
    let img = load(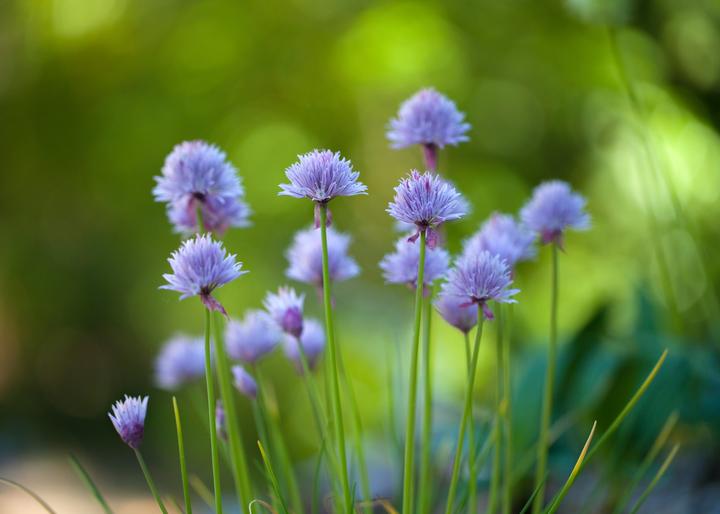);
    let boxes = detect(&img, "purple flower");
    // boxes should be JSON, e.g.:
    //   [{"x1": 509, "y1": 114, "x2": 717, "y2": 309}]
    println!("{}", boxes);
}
[
  {"x1": 232, "y1": 365, "x2": 258, "y2": 399},
  {"x1": 154, "y1": 334, "x2": 206, "y2": 390},
  {"x1": 440, "y1": 250, "x2": 519, "y2": 320},
  {"x1": 283, "y1": 318, "x2": 326, "y2": 372},
  {"x1": 435, "y1": 294, "x2": 478, "y2": 334},
  {"x1": 387, "y1": 88, "x2": 470, "y2": 150},
  {"x1": 216, "y1": 400, "x2": 227, "y2": 441},
  {"x1": 109, "y1": 395, "x2": 148, "y2": 449},
  {"x1": 161, "y1": 234, "x2": 246, "y2": 315},
  {"x1": 387, "y1": 170, "x2": 467, "y2": 247},
  {"x1": 285, "y1": 226, "x2": 360, "y2": 289},
  {"x1": 463, "y1": 213, "x2": 536, "y2": 268},
  {"x1": 264, "y1": 287, "x2": 305, "y2": 338},
  {"x1": 153, "y1": 141, "x2": 250, "y2": 234},
  {"x1": 380, "y1": 237, "x2": 450, "y2": 291},
  {"x1": 520, "y1": 180, "x2": 590, "y2": 246},
  {"x1": 225, "y1": 310, "x2": 282, "y2": 363}
]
